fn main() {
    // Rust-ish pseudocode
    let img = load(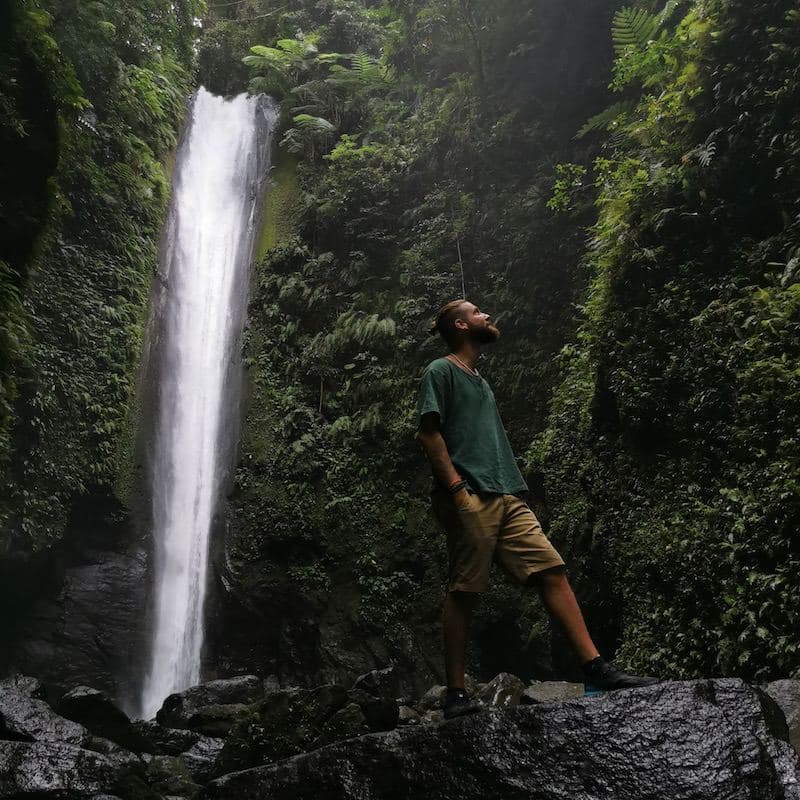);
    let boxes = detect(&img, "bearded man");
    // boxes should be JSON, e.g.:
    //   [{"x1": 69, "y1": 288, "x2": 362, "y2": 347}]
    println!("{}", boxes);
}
[{"x1": 416, "y1": 298, "x2": 658, "y2": 719}]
